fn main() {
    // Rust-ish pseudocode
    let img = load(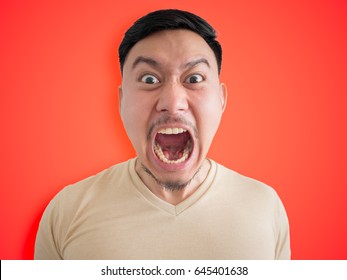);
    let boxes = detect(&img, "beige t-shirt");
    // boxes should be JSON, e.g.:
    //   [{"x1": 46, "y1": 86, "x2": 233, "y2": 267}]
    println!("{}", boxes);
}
[{"x1": 35, "y1": 158, "x2": 290, "y2": 259}]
